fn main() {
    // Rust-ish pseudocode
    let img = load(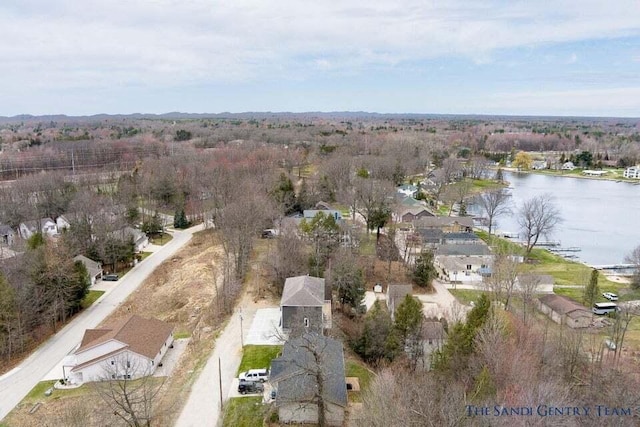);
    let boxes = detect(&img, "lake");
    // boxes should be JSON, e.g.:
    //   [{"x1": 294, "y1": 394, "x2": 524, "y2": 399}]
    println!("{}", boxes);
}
[{"x1": 470, "y1": 172, "x2": 640, "y2": 266}]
